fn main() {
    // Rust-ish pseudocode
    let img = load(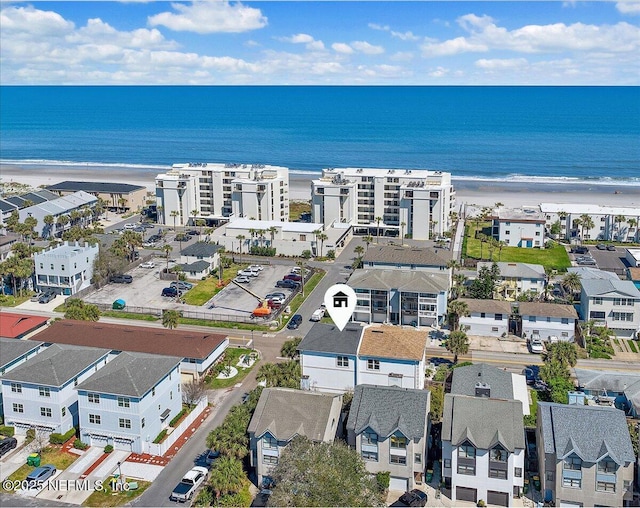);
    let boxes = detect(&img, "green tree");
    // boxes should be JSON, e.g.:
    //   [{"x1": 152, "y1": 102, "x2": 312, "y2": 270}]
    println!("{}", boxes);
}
[
  {"x1": 208, "y1": 457, "x2": 245, "y2": 497},
  {"x1": 448, "y1": 300, "x2": 470, "y2": 331},
  {"x1": 163, "y1": 244, "x2": 173, "y2": 272},
  {"x1": 544, "y1": 341, "x2": 578, "y2": 368},
  {"x1": 363, "y1": 235, "x2": 374, "y2": 251},
  {"x1": 162, "y1": 309, "x2": 181, "y2": 330},
  {"x1": 452, "y1": 273, "x2": 468, "y2": 299},
  {"x1": 317, "y1": 232, "x2": 328, "y2": 258},
  {"x1": 191, "y1": 209, "x2": 199, "y2": 227},
  {"x1": 628, "y1": 218, "x2": 637, "y2": 242},
  {"x1": 428, "y1": 383, "x2": 445, "y2": 423},
  {"x1": 354, "y1": 245, "x2": 365, "y2": 268},
  {"x1": 43, "y1": 215, "x2": 55, "y2": 239},
  {"x1": 5, "y1": 210, "x2": 19, "y2": 231},
  {"x1": 468, "y1": 264, "x2": 499, "y2": 299},
  {"x1": 400, "y1": 221, "x2": 406, "y2": 242},
  {"x1": 614, "y1": 215, "x2": 626, "y2": 241},
  {"x1": 296, "y1": 260, "x2": 307, "y2": 296},
  {"x1": 268, "y1": 226, "x2": 278, "y2": 246},
  {"x1": 236, "y1": 235, "x2": 245, "y2": 263},
  {"x1": 24, "y1": 216, "x2": 38, "y2": 241},
  {"x1": 269, "y1": 436, "x2": 385, "y2": 507},
  {"x1": 561, "y1": 272, "x2": 582, "y2": 300},
  {"x1": 446, "y1": 330, "x2": 470, "y2": 364},
  {"x1": 375, "y1": 216, "x2": 382, "y2": 243},
  {"x1": 579, "y1": 213, "x2": 594, "y2": 241},
  {"x1": 281, "y1": 337, "x2": 302, "y2": 359},
  {"x1": 170, "y1": 210, "x2": 180, "y2": 230},
  {"x1": 64, "y1": 298, "x2": 101, "y2": 321},
  {"x1": 256, "y1": 361, "x2": 301, "y2": 389}
]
